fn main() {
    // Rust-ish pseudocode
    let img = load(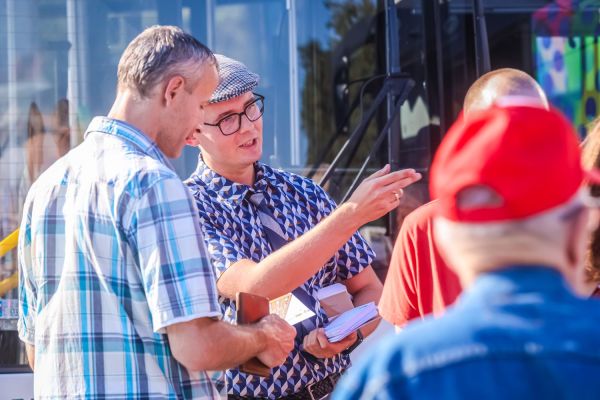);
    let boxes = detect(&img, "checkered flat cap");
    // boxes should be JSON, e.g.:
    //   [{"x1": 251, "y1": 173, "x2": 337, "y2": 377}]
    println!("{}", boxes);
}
[{"x1": 210, "y1": 54, "x2": 260, "y2": 103}]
